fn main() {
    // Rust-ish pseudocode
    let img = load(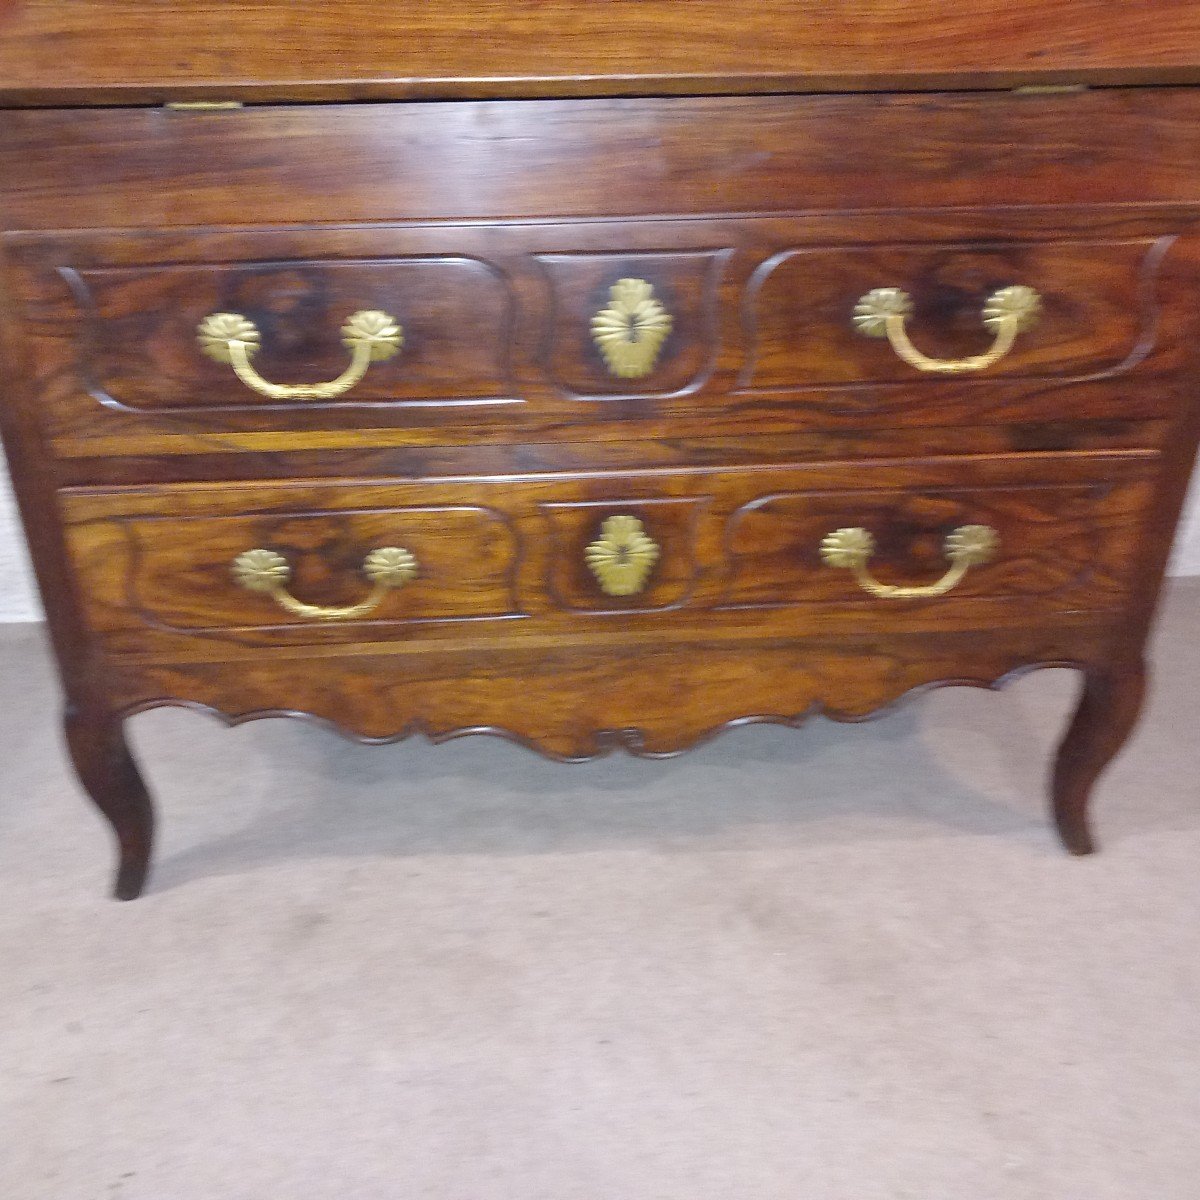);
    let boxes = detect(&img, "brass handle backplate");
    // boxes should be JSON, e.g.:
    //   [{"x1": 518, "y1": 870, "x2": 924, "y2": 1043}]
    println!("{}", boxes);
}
[
  {"x1": 231, "y1": 546, "x2": 418, "y2": 621},
  {"x1": 853, "y1": 285, "x2": 1041, "y2": 374},
  {"x1": 584, "y1": 515, "x2": 661, "y2": 596},
  {"x1": 591, "y1": 278, "x2": 674, "y2": 379},
  {"x1": 820, "y1": 524, "x2": 999, "y2": 600},
  {"x1": 198, "y1": 310, "x2": 403, "y2": 400}
]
